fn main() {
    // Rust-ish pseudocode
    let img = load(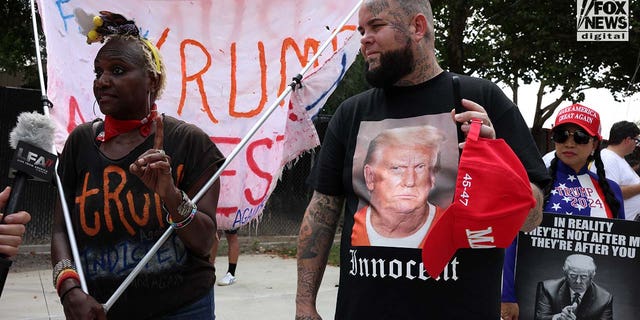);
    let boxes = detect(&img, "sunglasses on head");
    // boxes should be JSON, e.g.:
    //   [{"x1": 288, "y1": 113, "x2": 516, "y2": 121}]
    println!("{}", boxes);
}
[{"x1": 552, "y1": 129, "x2": 592, "y2": 144}]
